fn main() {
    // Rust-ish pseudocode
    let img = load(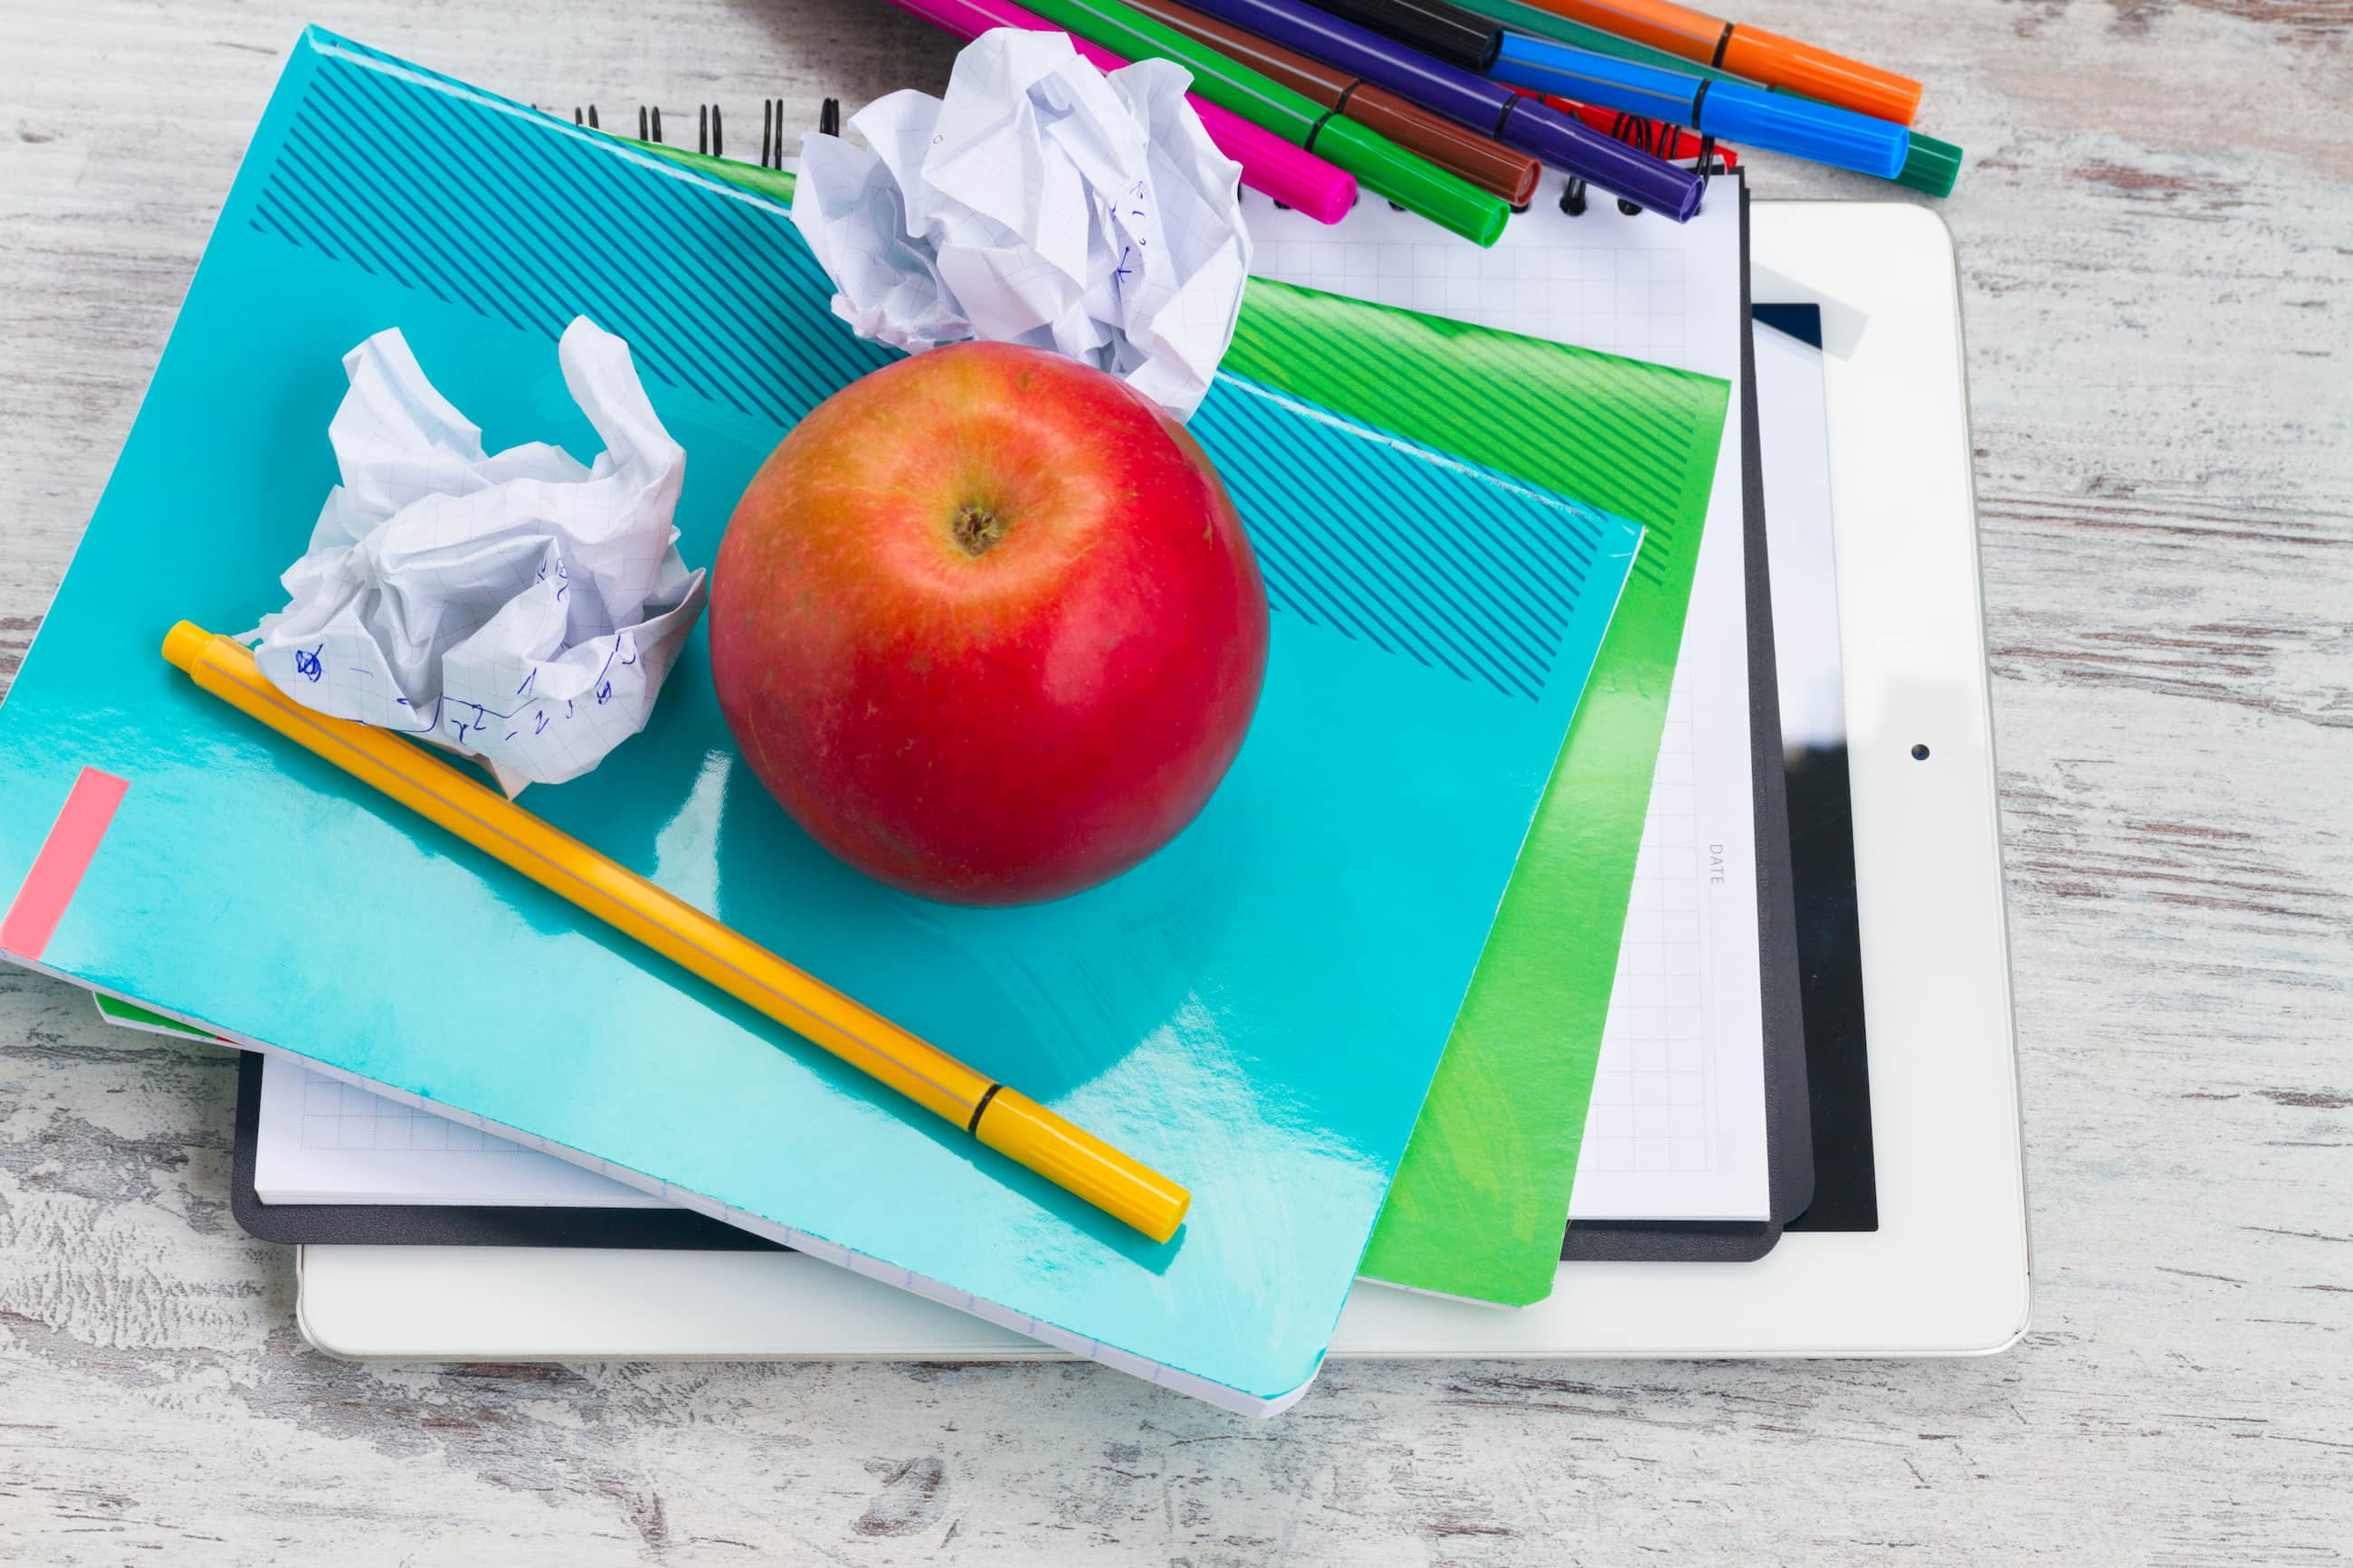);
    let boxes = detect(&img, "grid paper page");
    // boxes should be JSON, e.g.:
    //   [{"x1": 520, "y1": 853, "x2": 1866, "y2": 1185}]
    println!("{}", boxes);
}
[
  {"x1": 1246, "y1": 176, "x2": 1772, "y2": 1220},
  {"x1": 1577, "y1": 701, "x2": 1717, "y2": 1178},
  {"x1": 253, "y1": 1052, "x2": 665, "y2": 1207}
]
